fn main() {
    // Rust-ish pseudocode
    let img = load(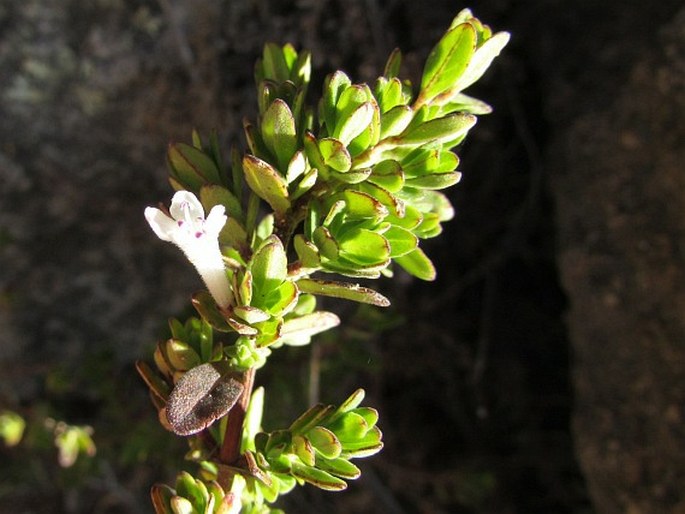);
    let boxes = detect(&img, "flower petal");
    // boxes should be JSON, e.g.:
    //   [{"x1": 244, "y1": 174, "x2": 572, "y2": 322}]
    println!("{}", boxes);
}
[
  {"x1": 204, "y1": 205, "x2": 228, "y2": 237},
  {"x1": 169, "y1": 190, "x2": 204, "y2": 221},
  {"x1": 144, "y1": 207, "x2": 177, "y2": 242}
]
